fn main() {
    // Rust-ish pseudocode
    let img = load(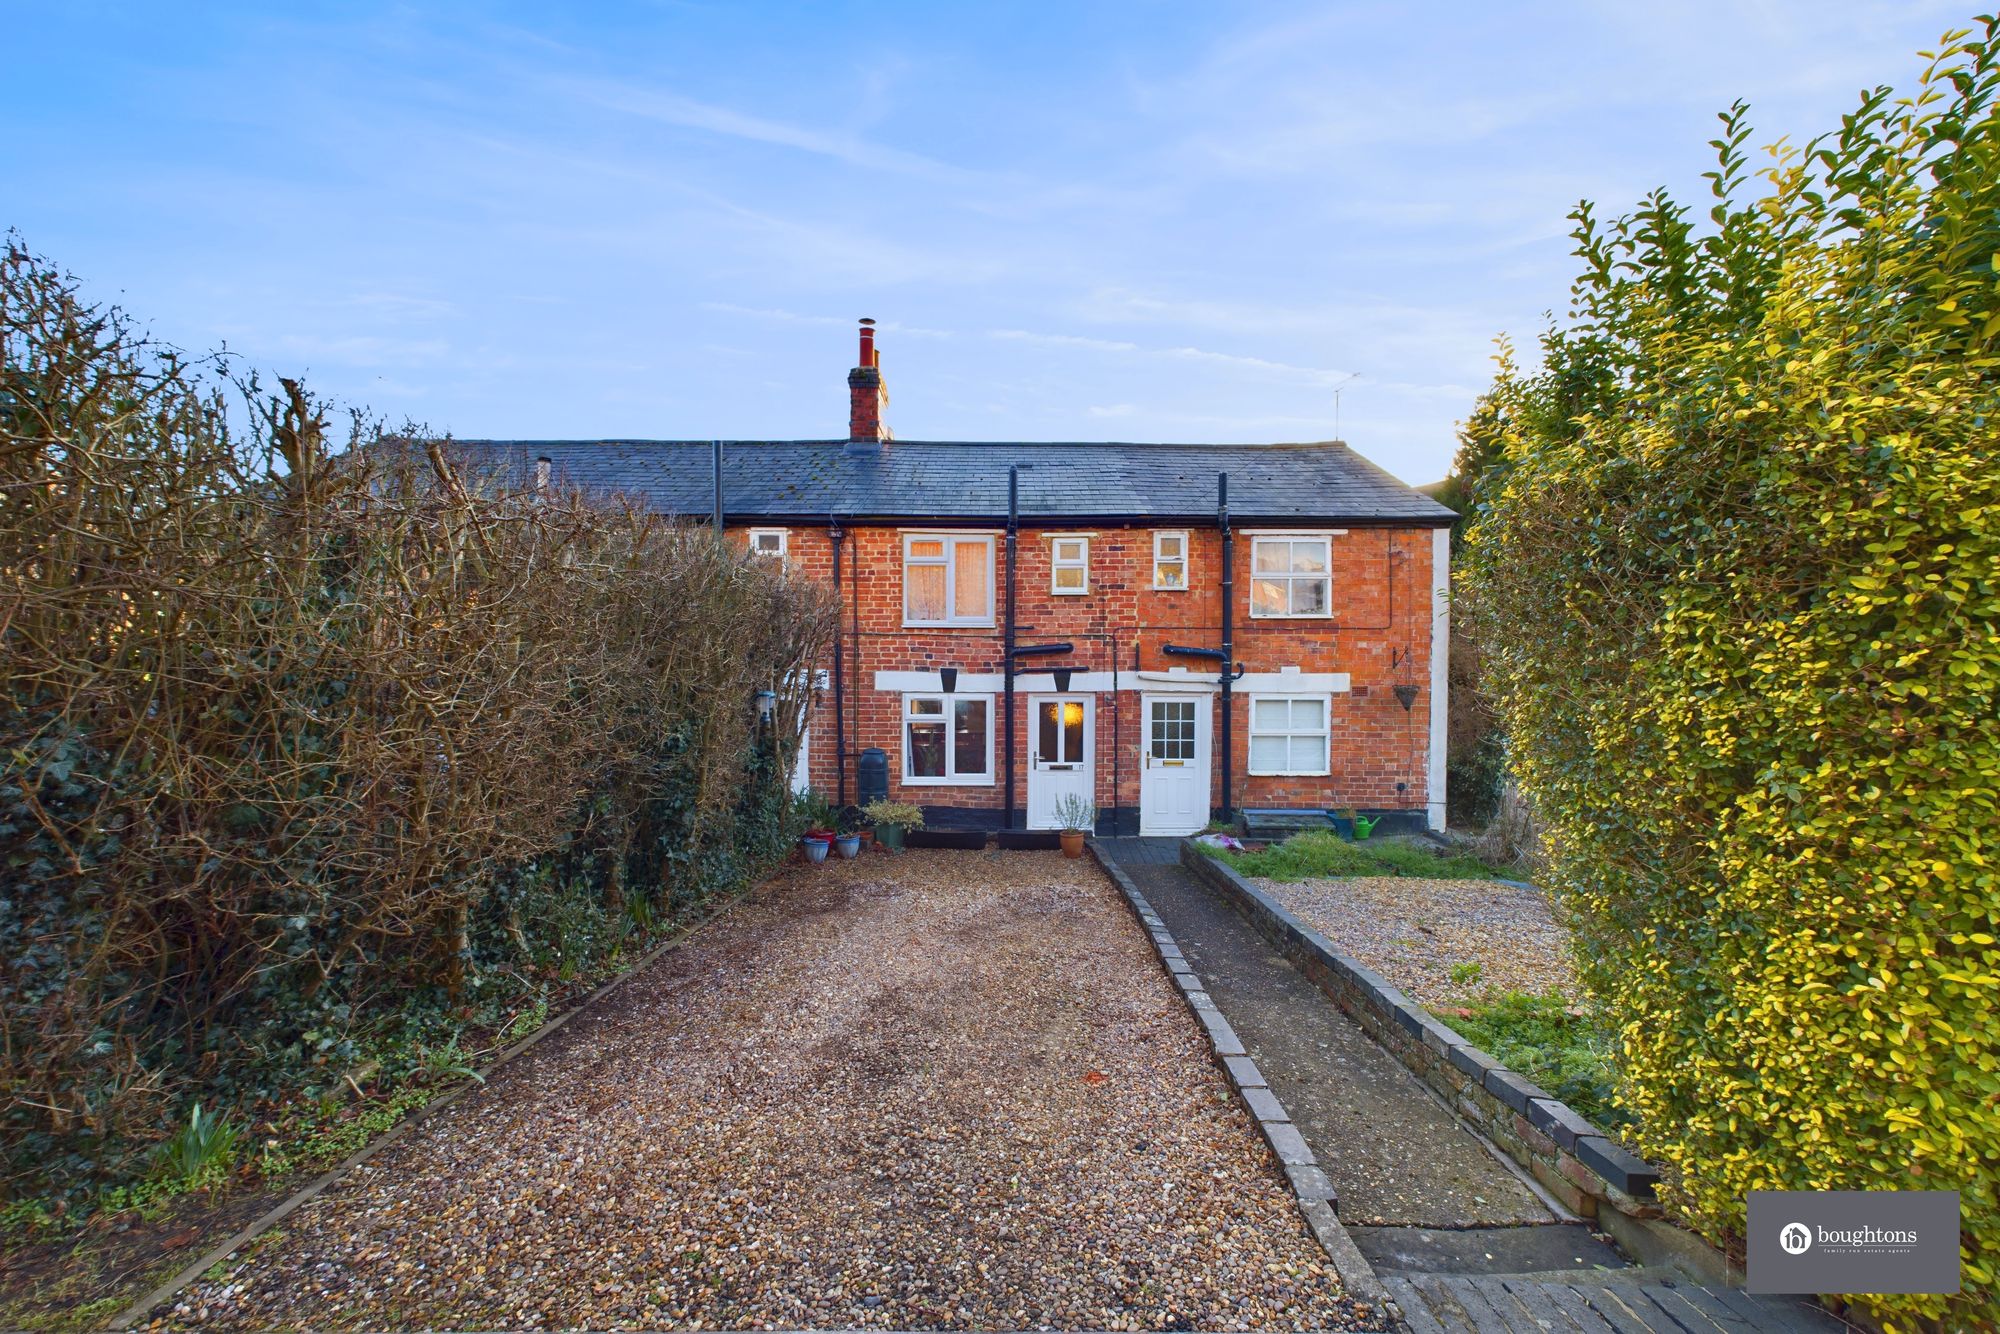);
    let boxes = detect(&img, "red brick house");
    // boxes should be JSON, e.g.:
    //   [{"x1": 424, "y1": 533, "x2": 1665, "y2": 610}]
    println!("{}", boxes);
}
[{"x1": 477, "y1": 320, "x2": 1456, "y2": 838}]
